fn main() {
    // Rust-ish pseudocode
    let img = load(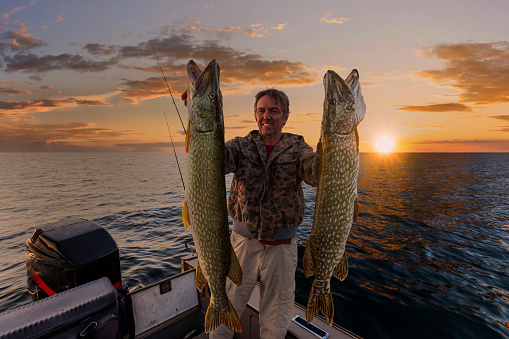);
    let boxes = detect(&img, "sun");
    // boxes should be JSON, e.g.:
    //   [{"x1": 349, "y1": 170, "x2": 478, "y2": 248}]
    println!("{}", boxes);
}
[{"x1": 375, "y1": 135, "x2": 395, "y2": 153}]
